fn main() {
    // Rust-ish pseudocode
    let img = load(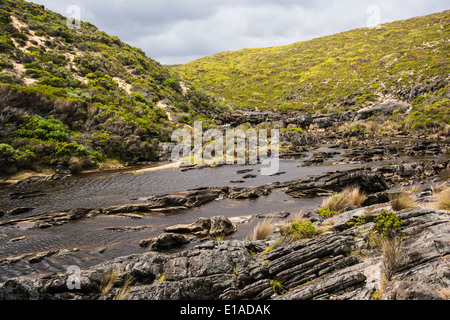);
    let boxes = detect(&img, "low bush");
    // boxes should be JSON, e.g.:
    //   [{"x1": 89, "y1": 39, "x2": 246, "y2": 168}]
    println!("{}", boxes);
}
[
  {"x1": 318, "y1": 207, "x2": 337, "y2": 219},
  {"x1": 16, "y1": 115, "x2": 69, "y2": 142},
  {"x1": 0, "y1": 143, "x2": 30, "y2": 172},
  {"x1": 374, "y1": 210, "x2": 403, "y2": 239},
  {"x1": 284, "y1": 221, "x2": 316, "y2": 240}
]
